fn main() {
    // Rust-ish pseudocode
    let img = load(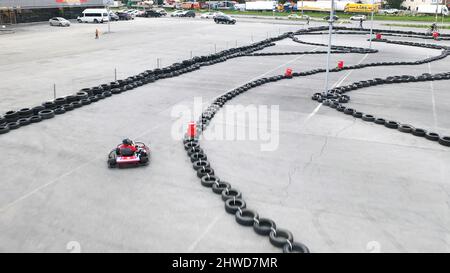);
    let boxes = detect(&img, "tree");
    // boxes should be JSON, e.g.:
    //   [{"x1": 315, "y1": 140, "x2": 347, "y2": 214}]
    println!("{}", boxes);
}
[{"x1": 385, "y1": 0, "x2": 405, "y2": 9}]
